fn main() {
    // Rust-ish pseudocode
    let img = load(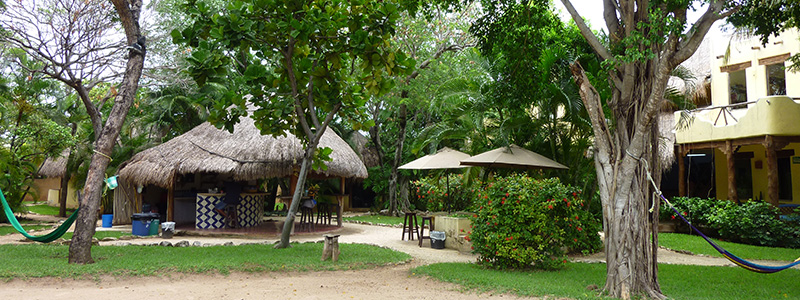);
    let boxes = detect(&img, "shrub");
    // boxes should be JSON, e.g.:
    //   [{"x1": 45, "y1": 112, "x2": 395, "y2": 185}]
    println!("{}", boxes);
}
[
  {"x1": 412, "y1": 174, "x2": 472, "y2": 212},
  {"x1": 662, "y1": 197, "x2": 800, "y2": 248},
  {"x1": 468, "y1": 175, "x2": 602, "y2": 270}
]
